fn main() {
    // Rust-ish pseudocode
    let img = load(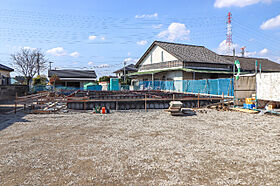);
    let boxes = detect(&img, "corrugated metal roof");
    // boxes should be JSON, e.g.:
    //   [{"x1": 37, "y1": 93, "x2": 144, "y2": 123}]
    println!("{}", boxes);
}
[{"x1": 48, "y1": 69, "x2": 97, "y2": 78}]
